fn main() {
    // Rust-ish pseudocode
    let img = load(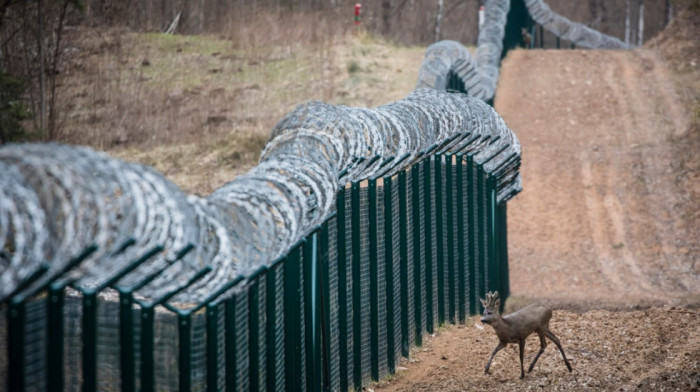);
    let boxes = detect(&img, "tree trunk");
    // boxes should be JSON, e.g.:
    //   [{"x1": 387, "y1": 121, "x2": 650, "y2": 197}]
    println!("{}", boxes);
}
[
  {"x1": 434, "y1": 0, "x2": 443, "y2": 42},
  {"x1": 37, "y1": 0, "x2": 46, "y2": 135},
  {"x1": 47, "y1": 0, "x2": 70, "y2": 140},
  {"x1": 665, "y1": 0, "x2": 672, "y2": 26},
  {"x1": 637, "y1": 0, "x2": 644, "y2": 46},
  {"x1": 624, "y1": 0, "x2": 630, "y2": 46},
  {"x1": 382, "y1": 0, "x2": 391, "y2": 36}
]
